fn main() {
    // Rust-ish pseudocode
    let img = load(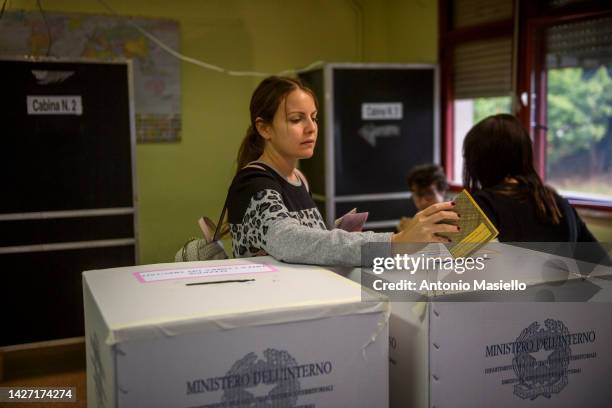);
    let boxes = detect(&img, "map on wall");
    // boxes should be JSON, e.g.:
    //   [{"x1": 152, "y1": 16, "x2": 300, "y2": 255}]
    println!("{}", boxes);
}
[{"x1": 0, "y1": 10, "x2": 181, "y2": 143}]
